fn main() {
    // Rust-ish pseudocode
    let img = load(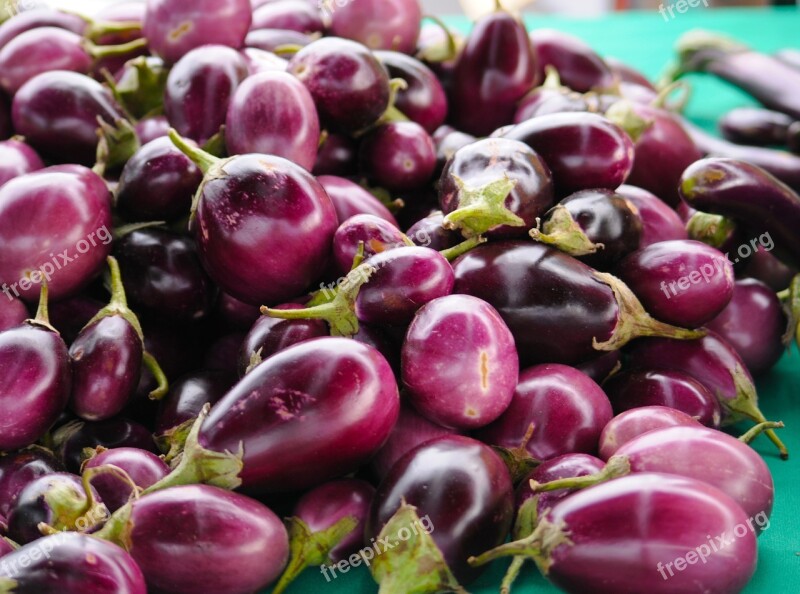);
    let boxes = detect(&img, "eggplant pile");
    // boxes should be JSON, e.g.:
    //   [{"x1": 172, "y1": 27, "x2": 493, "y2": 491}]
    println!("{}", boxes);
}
[{"x1": 0, "y1": 1, "x2": 796, "y2": 593}]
